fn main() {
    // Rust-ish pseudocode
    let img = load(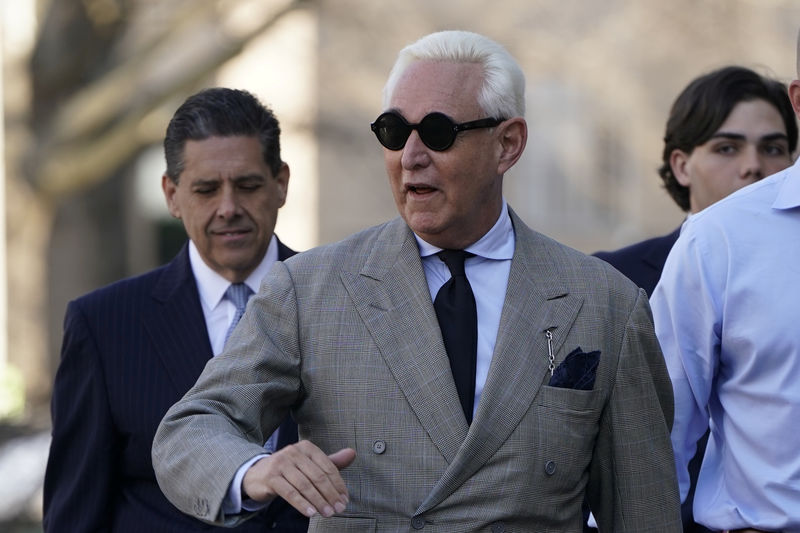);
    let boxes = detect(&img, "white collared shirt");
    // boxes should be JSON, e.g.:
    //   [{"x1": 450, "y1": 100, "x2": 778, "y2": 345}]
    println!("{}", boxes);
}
[
  {"x1": 189, "y1": 235, "x2": 278, "y2": 355},
  {"x1": 415, "y1": 198, "x2": 515, "y2": 418}
]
